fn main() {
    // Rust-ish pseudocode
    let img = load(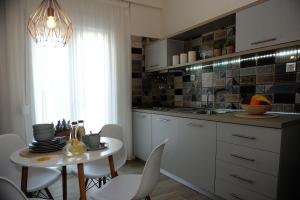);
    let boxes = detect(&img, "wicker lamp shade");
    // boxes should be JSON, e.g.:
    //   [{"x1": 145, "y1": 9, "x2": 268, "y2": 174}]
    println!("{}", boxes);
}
[{"x1": 27, "y1": 0, "x2": 72, "y2": 47}]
